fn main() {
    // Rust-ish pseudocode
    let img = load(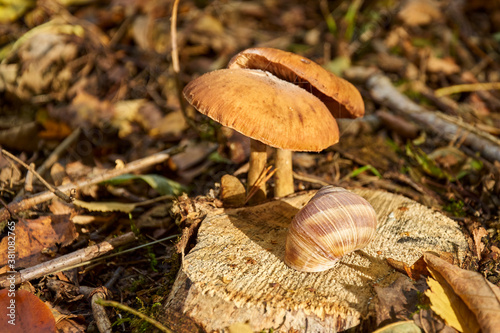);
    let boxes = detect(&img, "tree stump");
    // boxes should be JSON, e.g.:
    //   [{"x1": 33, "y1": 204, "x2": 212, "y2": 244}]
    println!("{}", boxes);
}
[{"x1": 163, "y1": 188, "x2": 468, "y2": 332}]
